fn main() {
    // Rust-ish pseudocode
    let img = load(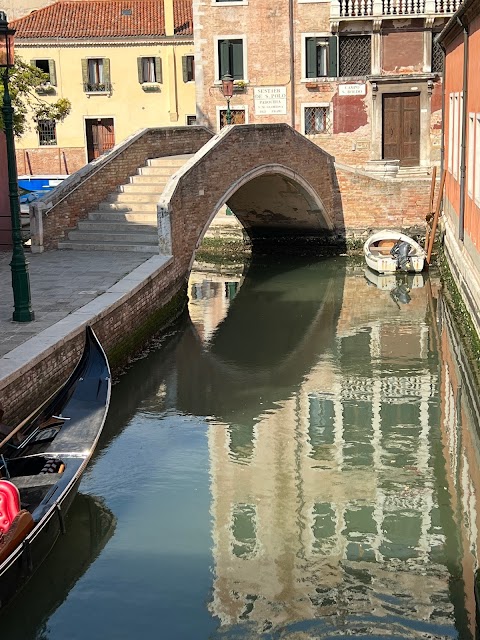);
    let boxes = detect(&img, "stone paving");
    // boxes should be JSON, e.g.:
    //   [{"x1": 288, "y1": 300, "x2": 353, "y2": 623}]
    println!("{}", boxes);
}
[{"x1": 0, "y1": 249, "x2": 151, "y2": 358}]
